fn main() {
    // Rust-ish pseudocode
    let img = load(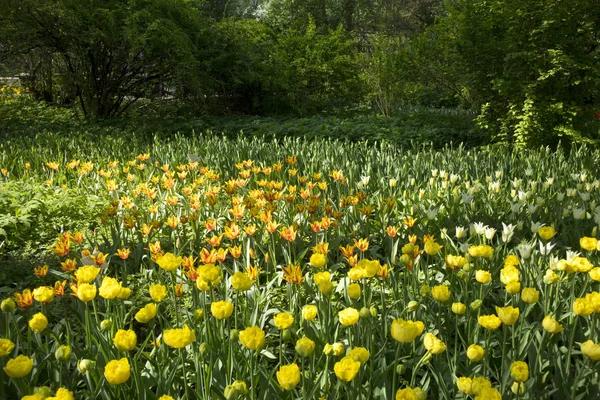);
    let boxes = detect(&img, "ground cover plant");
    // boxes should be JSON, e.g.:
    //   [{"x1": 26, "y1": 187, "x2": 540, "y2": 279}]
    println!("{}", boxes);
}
[
  {"x1": 1, "y1": 128, "x2": 600, "y2": 399},
  {"x1": 0, "y1": 89, "x2": 480, "y2": 149}
]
